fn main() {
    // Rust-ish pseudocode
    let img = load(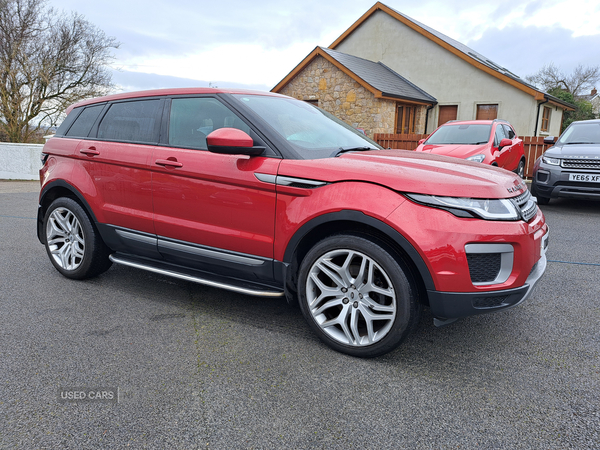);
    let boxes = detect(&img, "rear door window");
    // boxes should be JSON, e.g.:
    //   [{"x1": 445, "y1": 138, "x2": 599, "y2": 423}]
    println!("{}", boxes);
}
[
  {"x1": 502, "y1": 124, "x2": 516, "y2": 139},
  {"x1": 98, "y1": 99, "x2": 163, "y2": 144}
]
